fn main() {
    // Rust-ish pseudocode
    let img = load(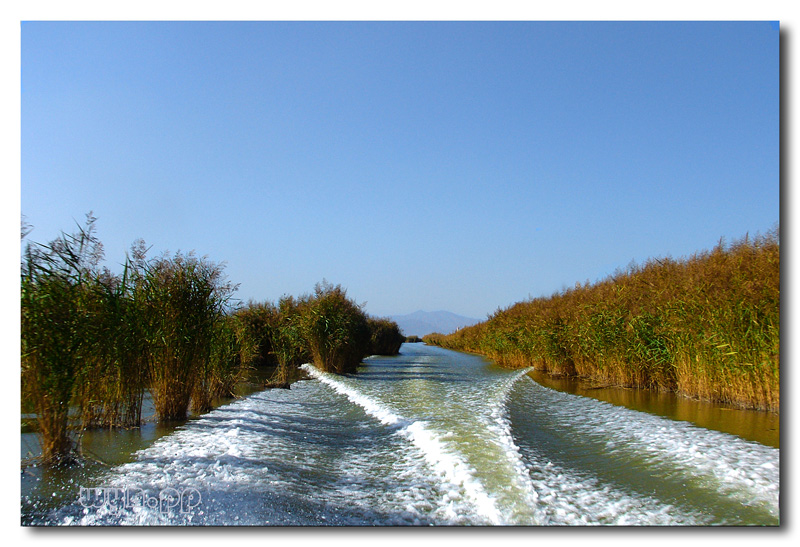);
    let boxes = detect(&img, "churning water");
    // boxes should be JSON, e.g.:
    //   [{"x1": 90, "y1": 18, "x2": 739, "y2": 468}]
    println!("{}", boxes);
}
[{"x1": 27, "y1": 343, "x2": 779, "y2": 526}]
